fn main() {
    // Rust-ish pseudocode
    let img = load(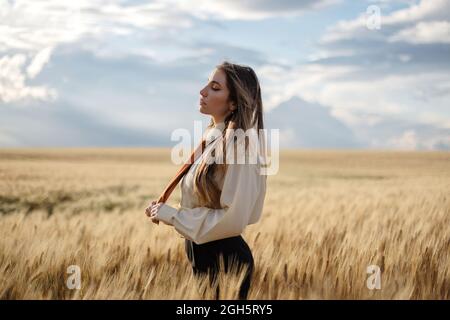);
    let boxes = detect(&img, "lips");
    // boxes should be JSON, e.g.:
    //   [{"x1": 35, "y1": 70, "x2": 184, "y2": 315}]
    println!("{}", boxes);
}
[{"x1": 200, "y1": 99, "x2": 206, "y2": 106}]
